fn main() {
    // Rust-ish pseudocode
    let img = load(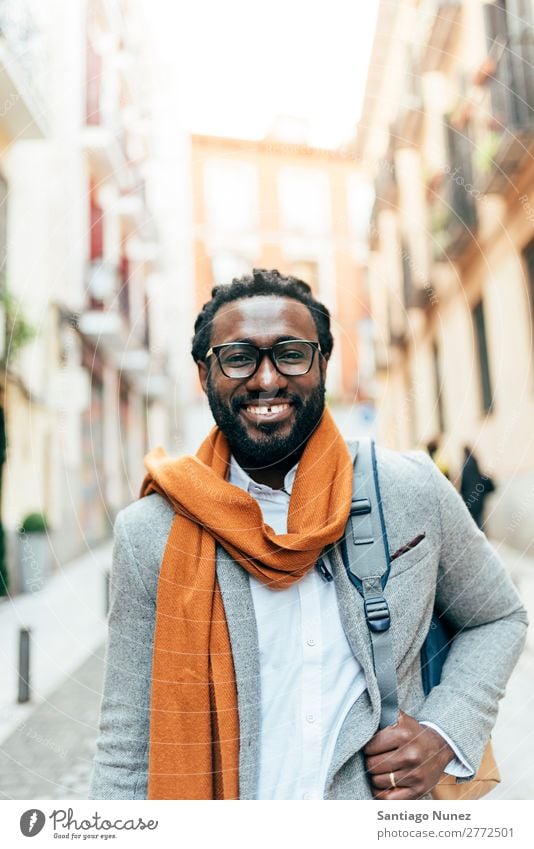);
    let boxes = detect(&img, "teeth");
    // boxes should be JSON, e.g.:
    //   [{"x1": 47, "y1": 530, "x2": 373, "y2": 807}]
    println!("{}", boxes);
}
[{"x1": 246, "y1": 403, "x2": 289, "y2": 416}]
